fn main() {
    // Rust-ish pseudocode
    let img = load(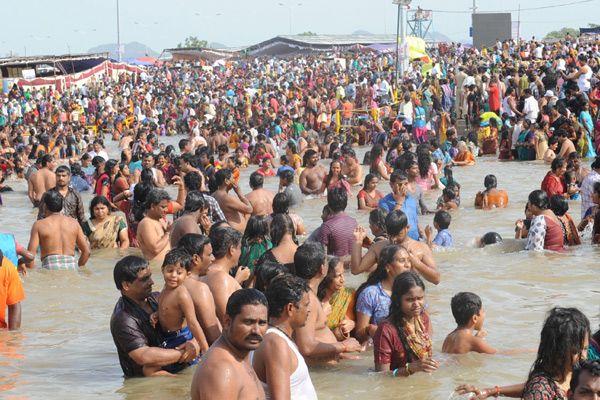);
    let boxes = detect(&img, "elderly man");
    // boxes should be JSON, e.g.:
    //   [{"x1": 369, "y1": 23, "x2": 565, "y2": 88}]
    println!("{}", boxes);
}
[{"x1": 110, "y1": 255, "x2": 199, "y2": 377}]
